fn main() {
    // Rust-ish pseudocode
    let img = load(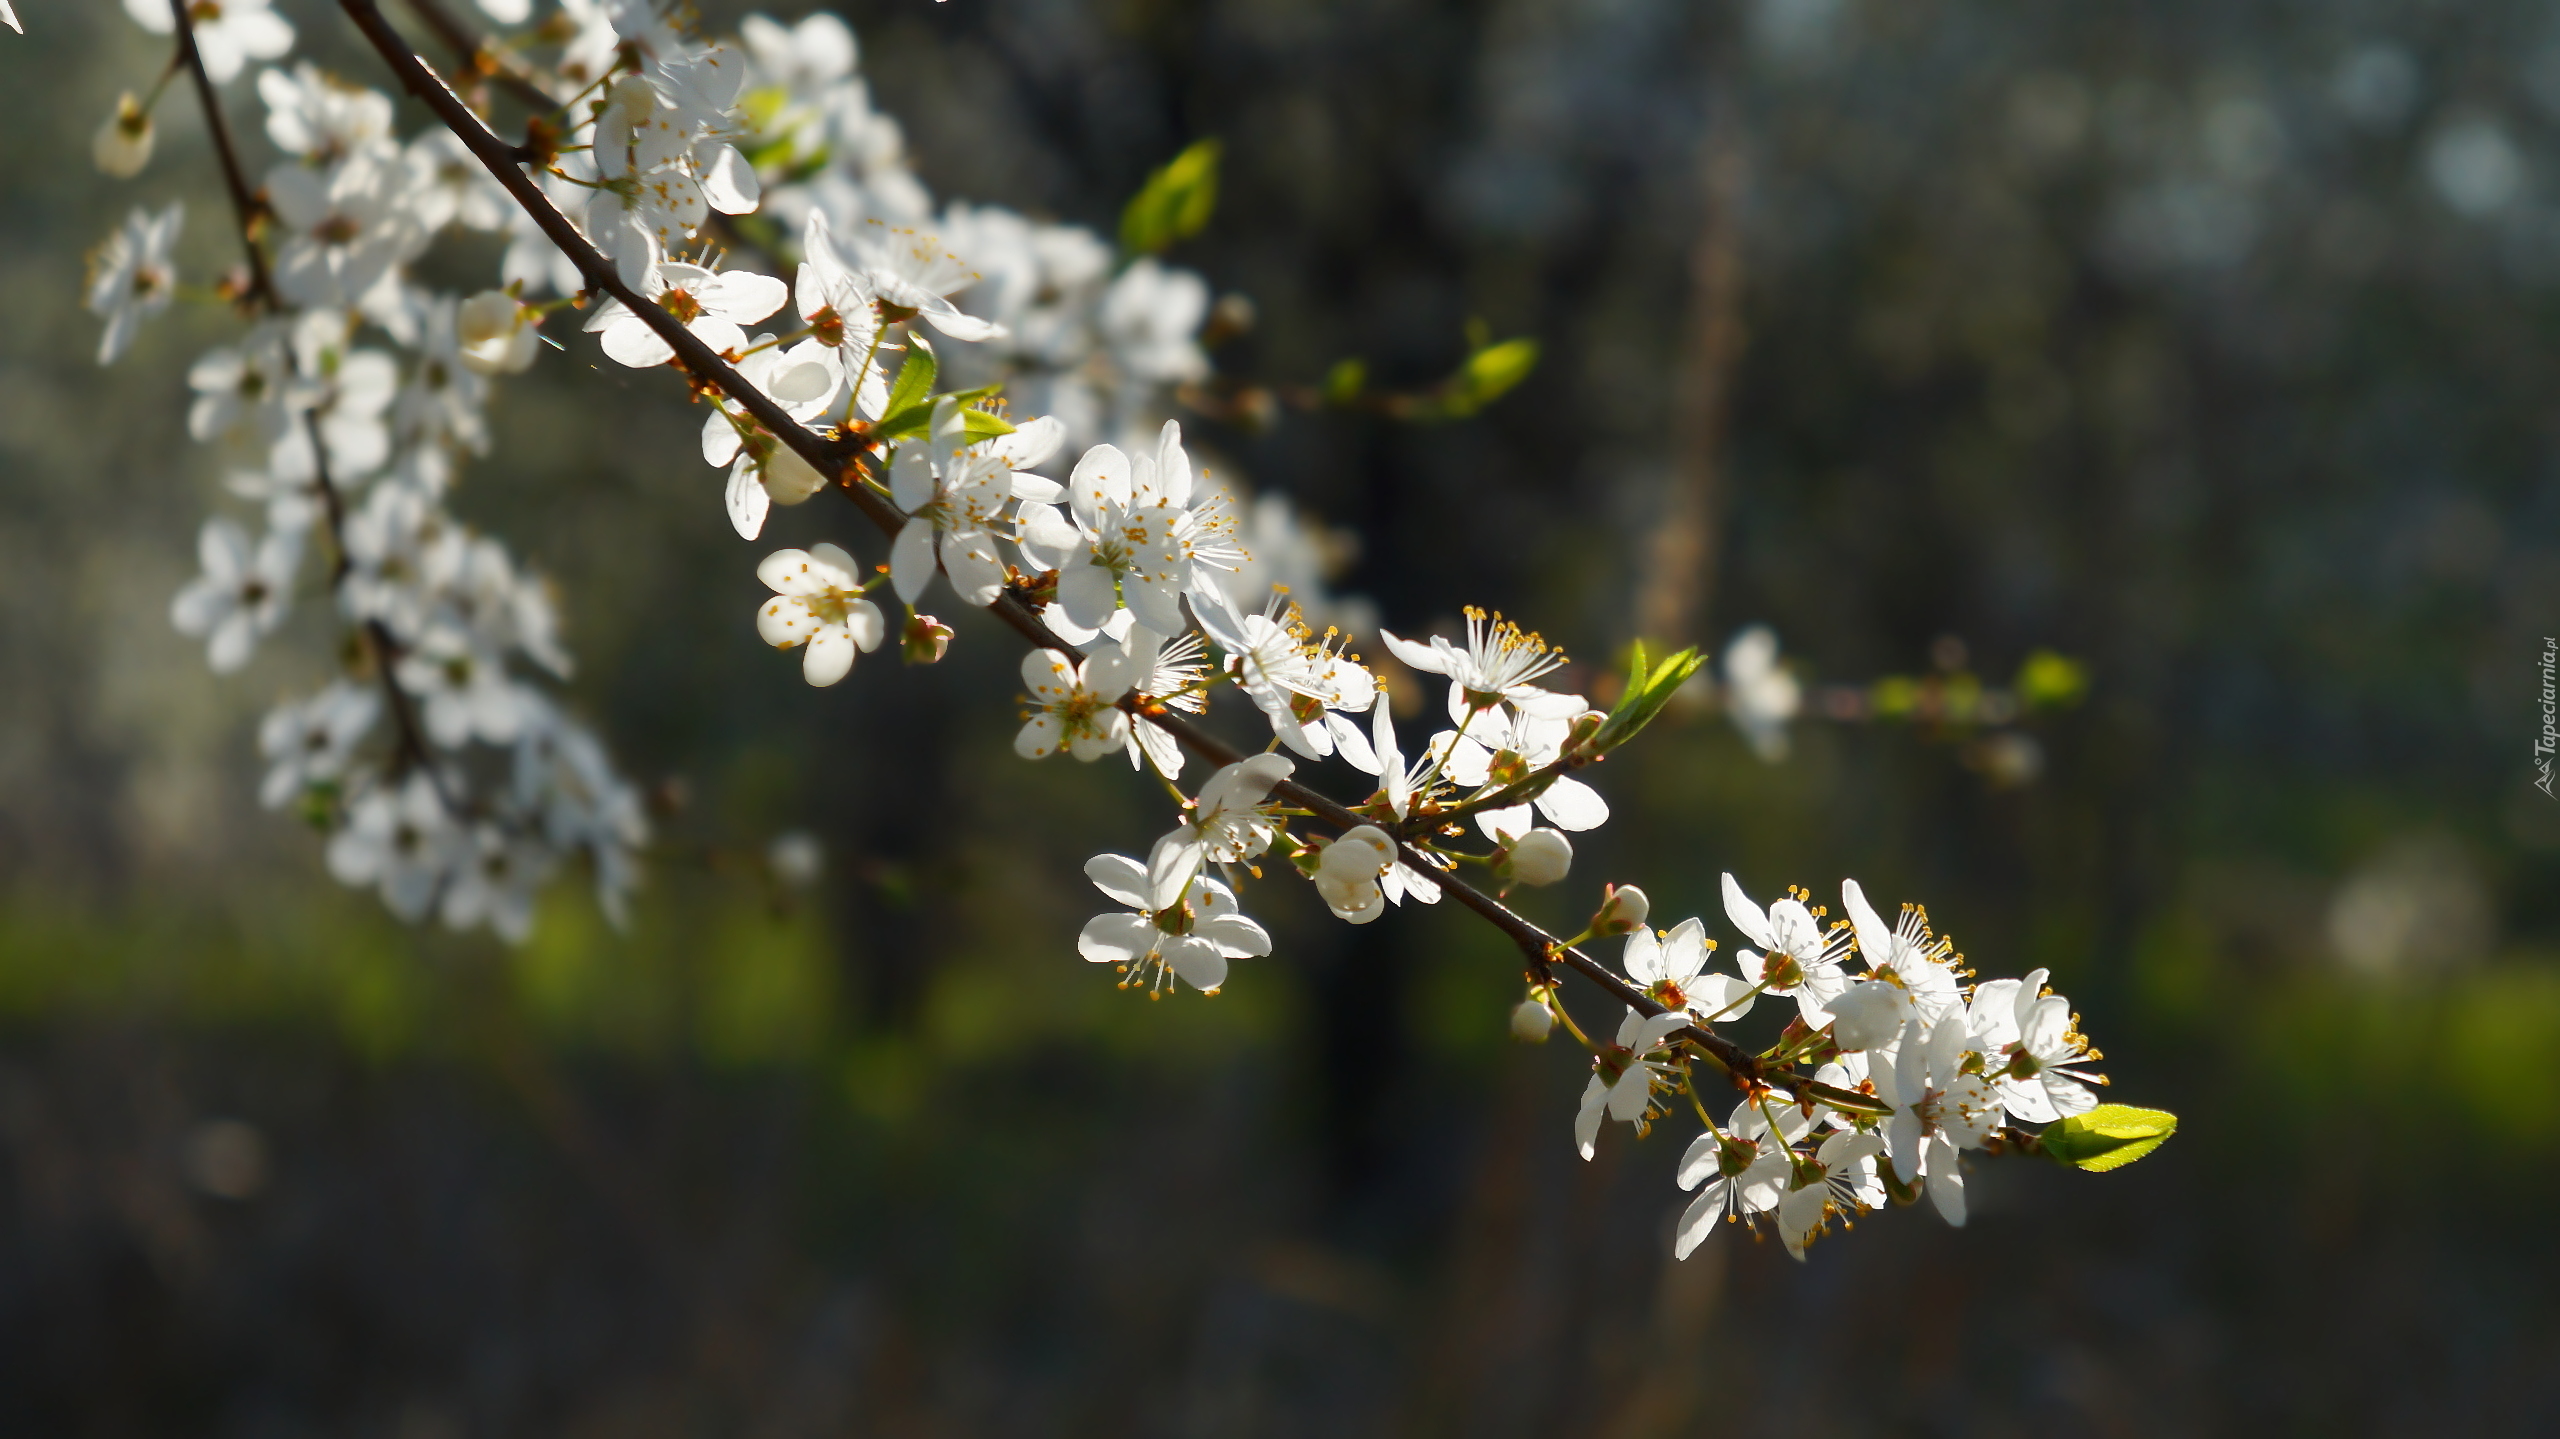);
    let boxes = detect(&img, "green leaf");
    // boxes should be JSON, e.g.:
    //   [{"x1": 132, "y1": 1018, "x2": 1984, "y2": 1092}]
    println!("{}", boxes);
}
[
  {"x1": 959, "y1": 407, "x2": 1016, "y2": 439},
  {"x1": 873, "y1": 406, "x2": 932, "y2": 444},
  {"x1": 2041, "y1": 1104, "x2": 2177, "y2": 1172},
  {"x1": 877, "y1": 387, "x2": 1014, "y2": 446},
  {"x1": 1588, "y1": 643, "x2": 1704, "y2": 755},
  {"x1": 1438, "y1": 337, "x2": 1540, "y2": 418},
  {"x1": 884, "y1": 342, "x2": 937, "y2": 418},
  {"x1": 1870, "y1": 674, "x2": 1920, "y2": 718},
  {"x1": 1323, "y1": 357, "x2": 1368, "y2": 405},
  {"x1": 2015, "y1": 648, "x2": 2090, "y2": 711},
  {"x1": 1119, "y1": 138, "x2": 1222, "y2": 257}
]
